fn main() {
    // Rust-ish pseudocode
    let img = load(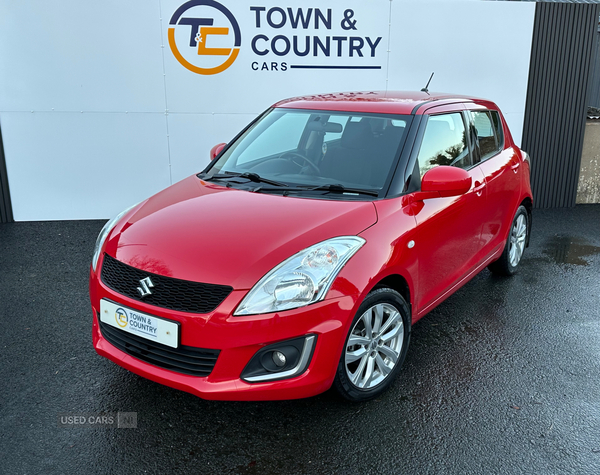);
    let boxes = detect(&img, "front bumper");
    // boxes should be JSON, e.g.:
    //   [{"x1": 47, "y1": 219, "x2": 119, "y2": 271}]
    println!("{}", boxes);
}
[{"x1": 90, "y1": 266, "x2": 358, "y2": 401}]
